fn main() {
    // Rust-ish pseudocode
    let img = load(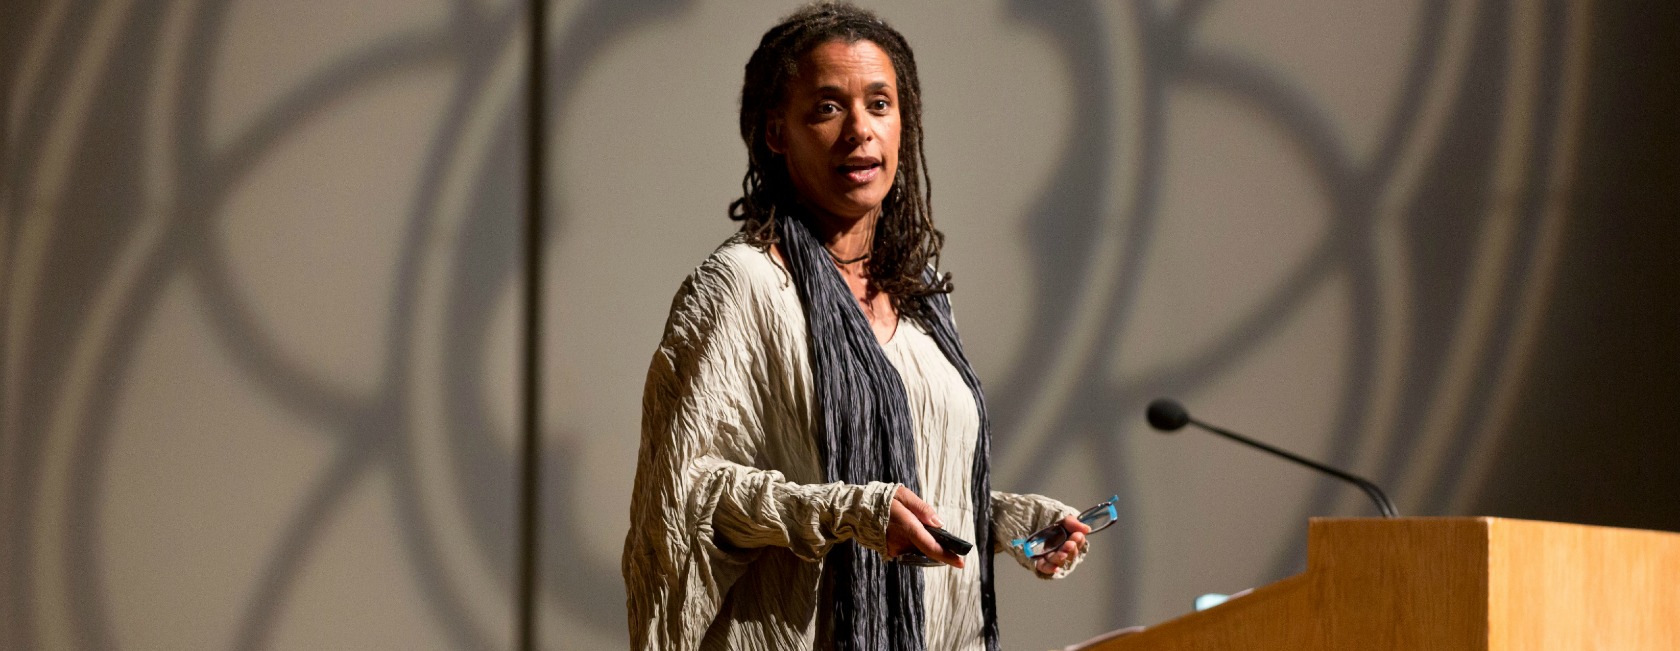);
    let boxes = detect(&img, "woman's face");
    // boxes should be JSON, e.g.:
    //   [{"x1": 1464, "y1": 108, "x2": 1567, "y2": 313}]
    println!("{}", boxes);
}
[{"x1": 768, "y1": 39, "x2": 901, "y2": 224}]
